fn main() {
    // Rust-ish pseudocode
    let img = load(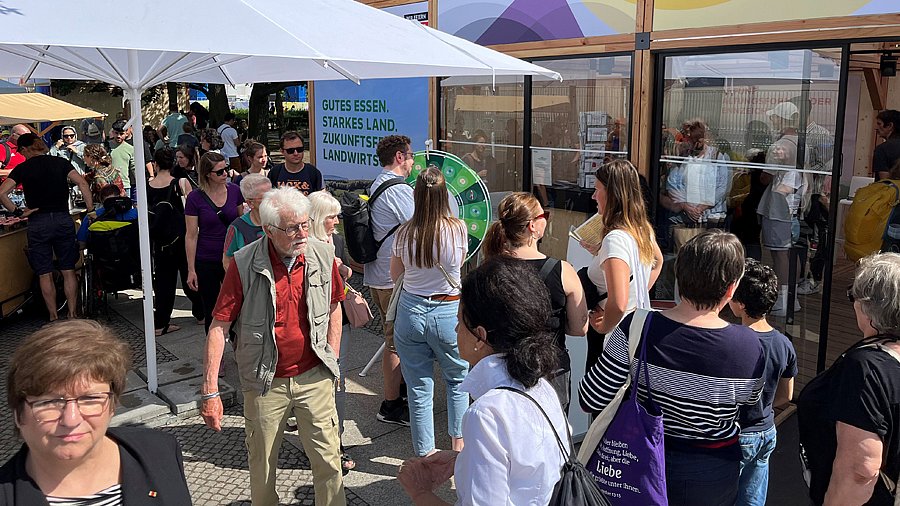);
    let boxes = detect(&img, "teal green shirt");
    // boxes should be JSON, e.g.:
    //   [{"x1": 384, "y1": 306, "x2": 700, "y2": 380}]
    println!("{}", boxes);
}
[{"x1": 224, "y1": 213, "x2": 264, "y2": 258}]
